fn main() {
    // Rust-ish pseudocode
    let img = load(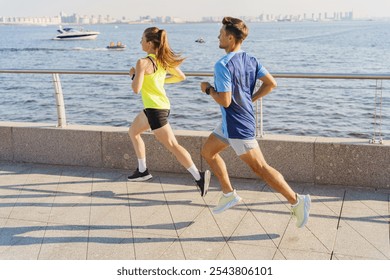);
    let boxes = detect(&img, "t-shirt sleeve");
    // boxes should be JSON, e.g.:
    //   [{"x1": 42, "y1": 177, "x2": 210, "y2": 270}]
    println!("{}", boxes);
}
[
  {"x1": 214, "y1": 62, "x2": 232, "y2": 92},
  {"x1": 256, "y1": 59, "x2": 269, "y2": 79}
]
